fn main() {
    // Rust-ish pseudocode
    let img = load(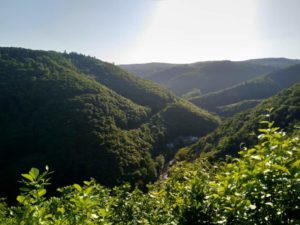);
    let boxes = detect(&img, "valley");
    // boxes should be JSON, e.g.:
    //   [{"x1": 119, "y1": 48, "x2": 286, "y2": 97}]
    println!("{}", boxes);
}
[{"x1": 0, "y1": 48, "x2": 299, "y2": 224}]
